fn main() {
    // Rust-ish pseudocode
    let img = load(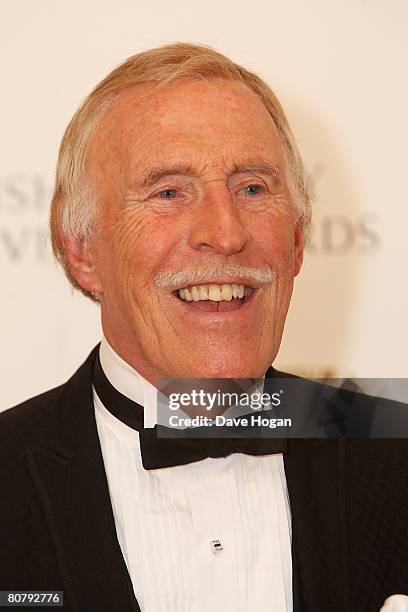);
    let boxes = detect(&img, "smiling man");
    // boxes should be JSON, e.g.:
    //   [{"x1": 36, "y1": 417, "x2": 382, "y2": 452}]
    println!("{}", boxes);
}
[{"x1": 1, "y1": 43, "x2": 408, "y2": 612}]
